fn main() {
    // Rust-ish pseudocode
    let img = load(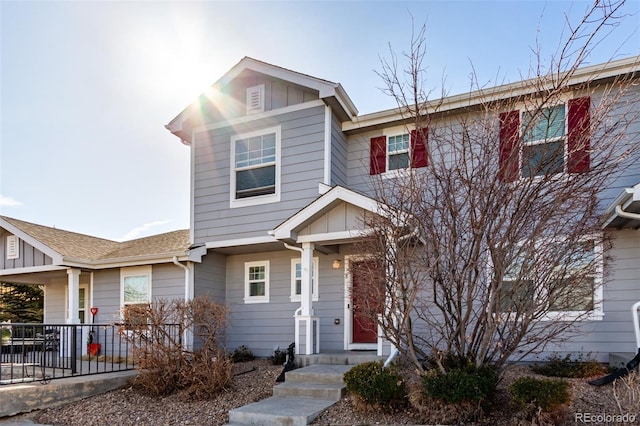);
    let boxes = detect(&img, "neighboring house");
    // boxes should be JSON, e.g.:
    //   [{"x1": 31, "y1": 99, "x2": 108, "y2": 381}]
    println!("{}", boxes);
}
[
  {"x1": 0, "y1": 216, "x2": 202, "y2": 329},
  {"x1": 166, "y1": 56, "x2": 640, "y2": 361}
]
